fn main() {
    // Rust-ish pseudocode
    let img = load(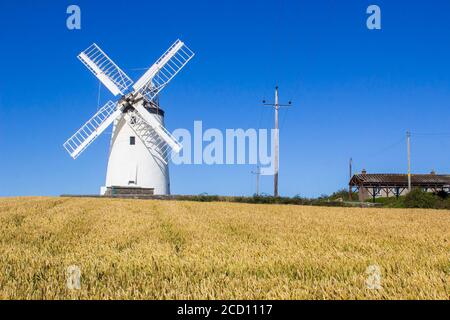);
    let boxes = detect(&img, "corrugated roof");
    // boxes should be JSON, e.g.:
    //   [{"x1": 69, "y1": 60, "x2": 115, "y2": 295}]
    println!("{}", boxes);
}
[{"x1": 350, "y1": 173, "x2": 450, "y2": 187}]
